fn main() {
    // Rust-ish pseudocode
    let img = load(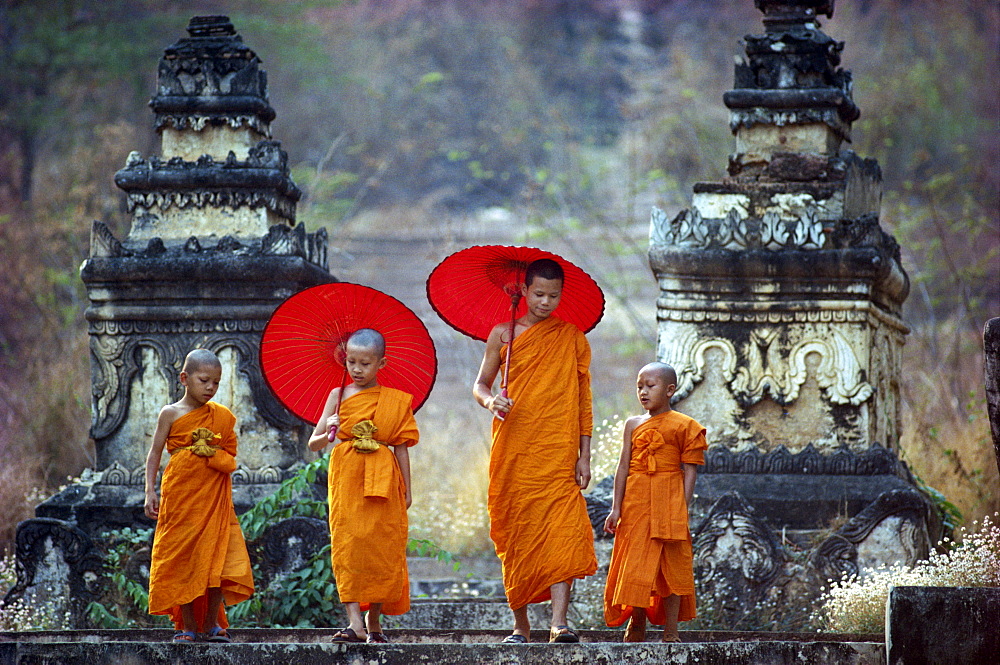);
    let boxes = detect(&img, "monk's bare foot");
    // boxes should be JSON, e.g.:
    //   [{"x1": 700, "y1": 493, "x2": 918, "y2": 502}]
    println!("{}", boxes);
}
[
  {"x1": 662, "y1": 632, "x2": 681, "y2": 643},
  {"x1": 624, "y1": 616, "x2": 646, "y2": 642}
]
